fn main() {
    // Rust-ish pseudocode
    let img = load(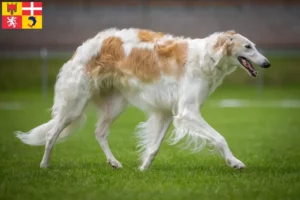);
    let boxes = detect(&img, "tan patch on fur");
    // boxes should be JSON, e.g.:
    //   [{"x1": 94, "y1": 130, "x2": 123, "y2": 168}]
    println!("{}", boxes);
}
[
  {"x1": 213, "y1": 35, "x2": 234, "y2": 56},
  {"x1": 137, "y1": 29, "x2": 165, "y2": 42},
  {"x1": 213, "y1": 36, "x2": 226, "y2": 50},
  {"x1": 87, "y1": 36, "x2": 161, "y2": 83},
  {"x1": 86, "y1": 36, "x2": 188, "y2": 84},
  {"x1": 225, "y1": 30, "x2": 236, "y2": 36},
  {"x1": 120, "y1": 48, "x2": 161, "y2": 82},
  {"x1": 86, "y1": 36, "x2": 125, "y2": 81},
  {"x1": 226, "y1": 41, "x2": 235, "y2": 56},
  {"x1": 155, "y1": 40, "x2": 188, "y2": 78}
]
